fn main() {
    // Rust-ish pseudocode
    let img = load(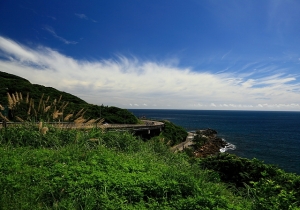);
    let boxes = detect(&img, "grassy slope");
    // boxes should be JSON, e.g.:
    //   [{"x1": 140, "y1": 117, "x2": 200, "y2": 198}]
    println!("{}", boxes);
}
[
  {"x1": 0, "y1": 71, "x2": 85, "y2": 105},
  {"x1": 152, "y1": 120, "x2": 188, "y2": 146},
  {"x1": 0, "y1": 71, "x2": 138, "y2": 124},
  {"x1": 0, "y1": 125, "x2": 251, "y2": 210}
]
